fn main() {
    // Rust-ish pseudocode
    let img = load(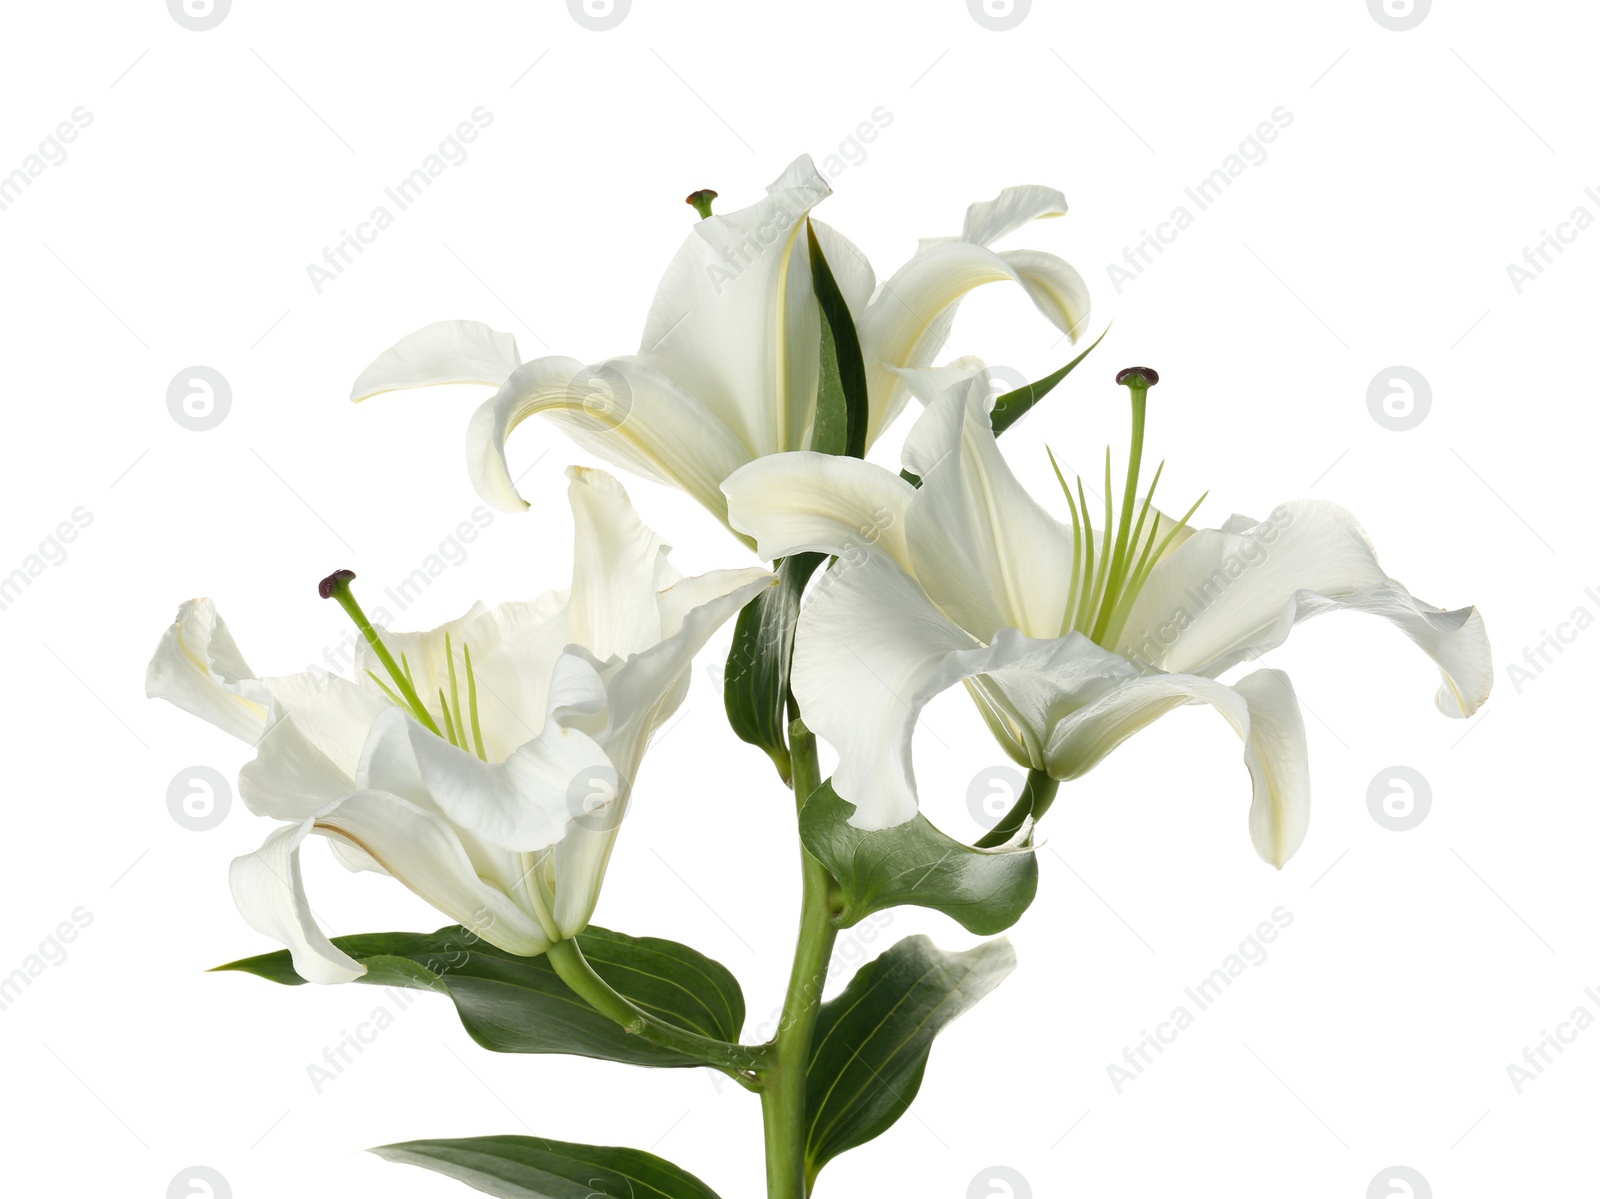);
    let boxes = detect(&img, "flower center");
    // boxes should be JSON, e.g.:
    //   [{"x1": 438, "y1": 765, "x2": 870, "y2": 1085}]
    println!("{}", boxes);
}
[
  {"x1": 320, "y1": 569, "x2": 489, "y2": 760},
  {"x1": 1049, "y1": 367, "x2": 1204, "y2": 651}
]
